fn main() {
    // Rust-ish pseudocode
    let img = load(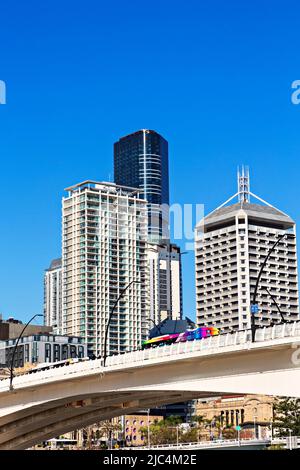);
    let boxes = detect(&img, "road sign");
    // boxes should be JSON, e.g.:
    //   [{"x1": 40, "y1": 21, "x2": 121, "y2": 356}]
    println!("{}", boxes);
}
[{"x1": 251, "y1": 304, "x2": 259, "y2": 314}]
